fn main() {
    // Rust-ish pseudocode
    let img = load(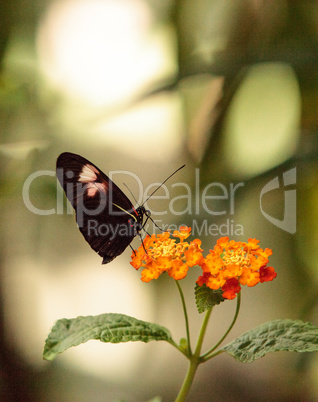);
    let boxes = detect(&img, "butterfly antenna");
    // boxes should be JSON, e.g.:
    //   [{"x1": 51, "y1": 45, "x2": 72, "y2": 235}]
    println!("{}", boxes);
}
[
  {"x1": 123, "y1": 183, "x2": 140, "y2": 206},
  {"x1": 142, "y1": 164, "x2": 185, "y2": 206}
]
